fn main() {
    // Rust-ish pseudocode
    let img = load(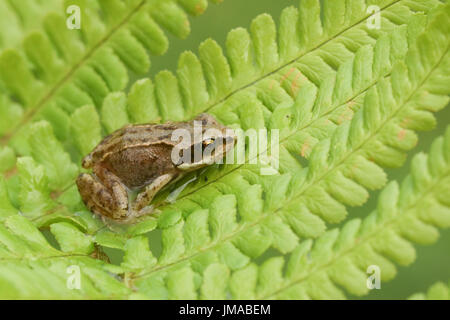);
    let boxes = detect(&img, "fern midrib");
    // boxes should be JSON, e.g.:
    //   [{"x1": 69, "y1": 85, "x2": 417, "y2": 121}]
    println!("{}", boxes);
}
[
  {"x1": 132, "y1": 44, "x2": 449, "y2": 282},
  {"x1": 30, "y1": 203, "x2": 72, "y2": 222},
  {"x1": 0, "y1": 252, "x2": 90, "y2": 262},
  {"x1": 262, "y1": 169, "x2": 450, "y2": 299},
  {"x1": 0, "y1": 0, "x2": 147, "y2": 146}
]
